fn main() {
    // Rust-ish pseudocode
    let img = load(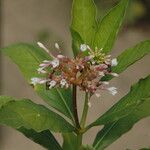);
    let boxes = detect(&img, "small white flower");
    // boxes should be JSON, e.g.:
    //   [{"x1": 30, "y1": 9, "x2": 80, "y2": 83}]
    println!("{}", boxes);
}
[
  {"x1": 80, "y1": 44, "x2": 88, "y2": 52},
  {"x1": 92, "y1": 61, "x2": 96, "y2": 65},
  {"x1": 111, "y1": 73, "x2": 119, "y2": 77},
  {"x1": 88, "y1": 101, "x2": 92, "y2": 108},
  {"x1": 51, "y1": 59, "x2": 60, "y2": 68},
  {"x1": 39, "y1": 79, "x2": 50, "y2": 84},
  {"x1": 39, "y1": 64, "x2": 47, "y2": 67},
  {"x1": 76, "y1": 65, "x2": 80, "y2": 70},
  {"x1": 37, "y1": 67, "x2": 47, "y2": 74},
  {"x1": 60, "y1": 79, "x2": 69, "y2": 88},
  {"x1": 57, "y1": 55, "x2": 65, "y2": 59},
  {"x1": 99, "y1": 71, "x2": 105, "y2": 76},
  {"x1": 55, "y1": 43, "x2": 60, "y2": 49},
  {"x1": 65, "y1": 83, "x2": 69, "y2": 88},
  {"x1": 37, "y1": 42, "x2": 49, "y2": 53},
  {"x1": 103, "y1": 81, "x2": 109, "y2": 85},
  {"x1": 49, "y1": 80, "x2": 57, "y2": 89},
  {"x1": 43, "y1": 60, "x2": 51, "y2": 63},
  {"x1": 105, "y1": 59, "x2": 111, "y2": 65},
  {"x1": 106, "y1": 55, "x2": 111, "y2": 58},
  {"x1": 111, "y1": 58, "x2": 118, "y2": 66},
  {"x1": 31, "y1": 77, "x2": 41, "y2": 86},
  {"x1": 81, "y1": 65, "x2": 84, "y2": 69},
  {"x1": 39, "y1": 60, "x2": 51, "y2": 68},
  {"x1": 31, "y1": 77, "x2": 49, "y2": 85},
  {"x1": 60, "y1": 79, "x2": 67, "y2": 86},
  {"x1": 107, "y1": 87, "x2": 117, "y2": 95}
]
